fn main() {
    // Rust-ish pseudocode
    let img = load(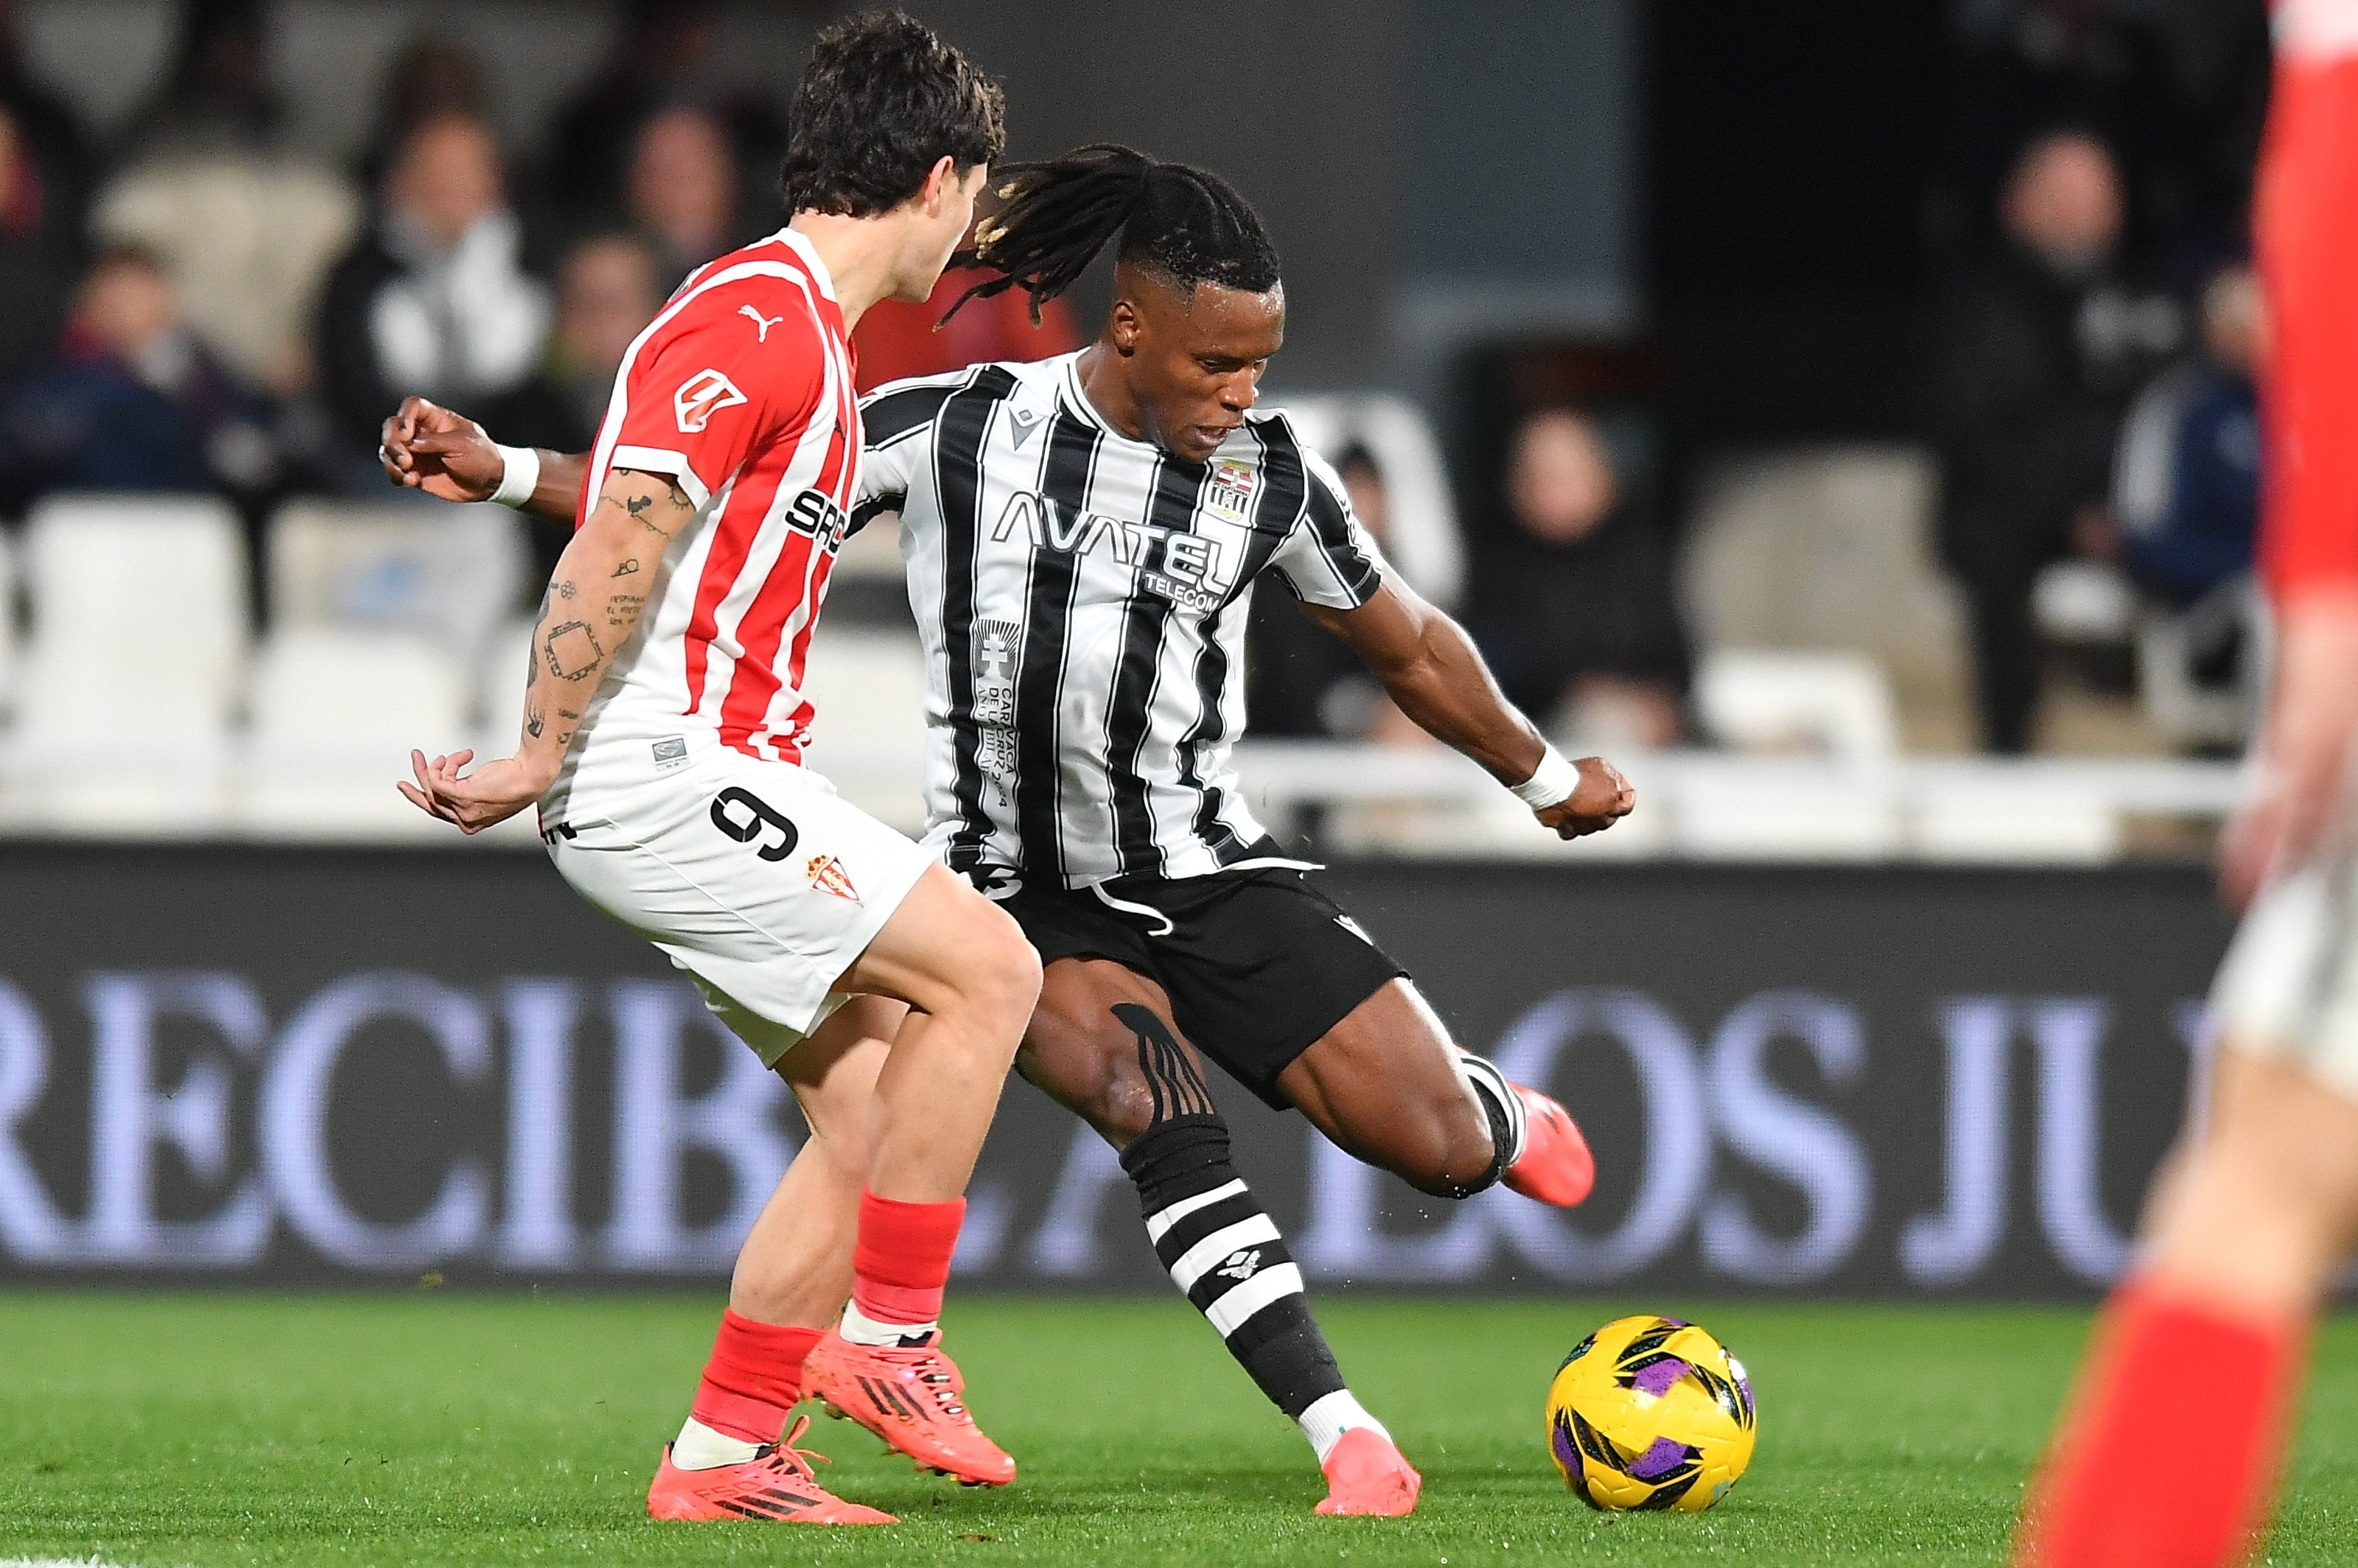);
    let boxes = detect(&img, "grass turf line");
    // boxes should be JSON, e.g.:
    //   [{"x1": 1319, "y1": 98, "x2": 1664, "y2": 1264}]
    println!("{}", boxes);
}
[{"x1": 3, "y1": 1295, "x2": 2357, "y2": 1566}]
